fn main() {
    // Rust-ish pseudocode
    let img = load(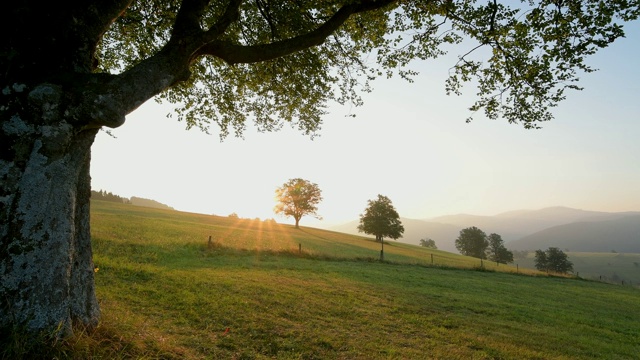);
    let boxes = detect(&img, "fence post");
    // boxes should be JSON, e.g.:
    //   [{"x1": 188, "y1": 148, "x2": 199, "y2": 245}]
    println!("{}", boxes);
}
[
  {"x1": 208, "y1": 235, "x2": 212, "y2": 248},
  {"x1": 299, "y1": 243, "x2": 302, "y2": 254},
  {"x1": 431, "y1": 253, "x2": 434, "y2": 265}
]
